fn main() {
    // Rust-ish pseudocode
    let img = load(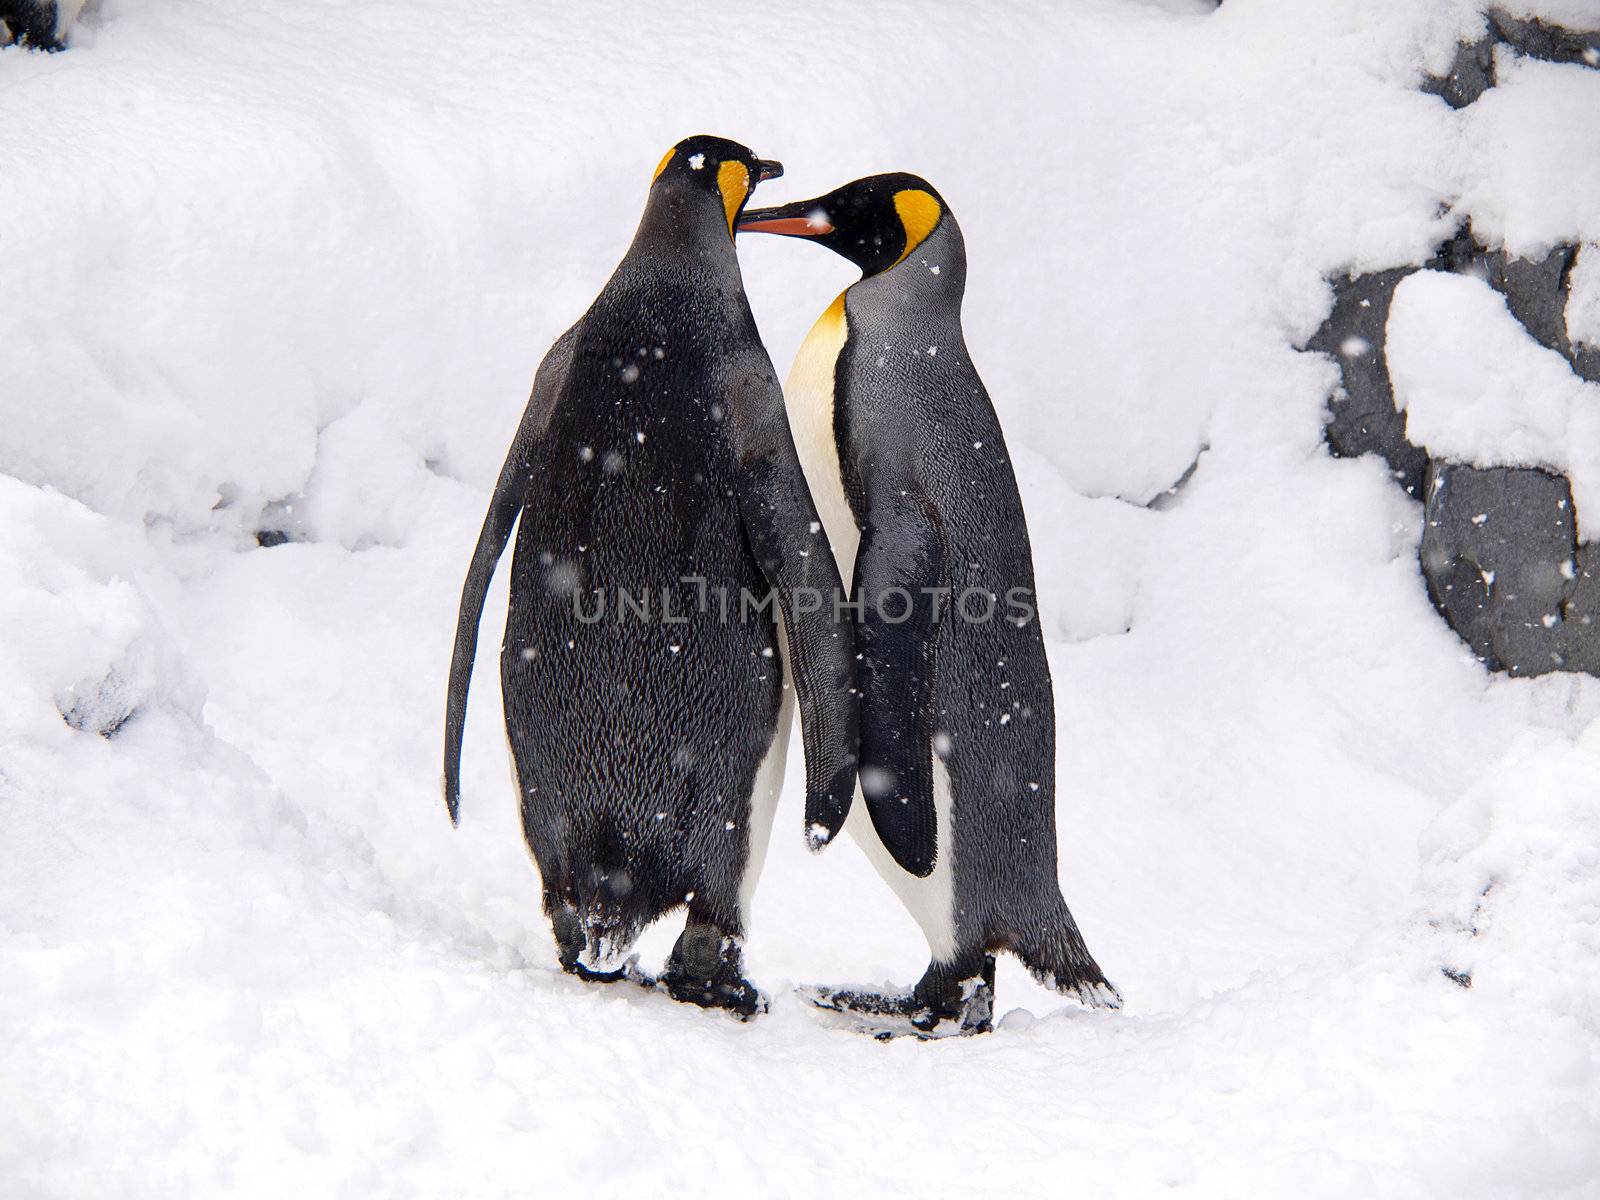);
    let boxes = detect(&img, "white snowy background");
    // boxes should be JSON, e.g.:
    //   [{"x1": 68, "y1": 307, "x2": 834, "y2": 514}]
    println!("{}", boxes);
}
[{"x1": 4, "y1": 0, "x2": 1600, "y2": 1195}]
